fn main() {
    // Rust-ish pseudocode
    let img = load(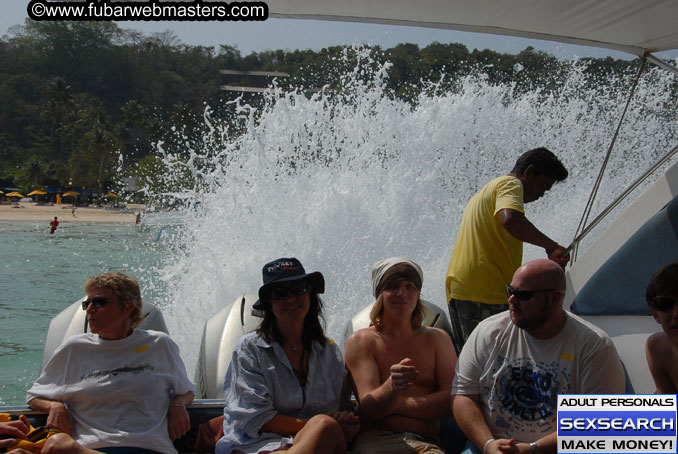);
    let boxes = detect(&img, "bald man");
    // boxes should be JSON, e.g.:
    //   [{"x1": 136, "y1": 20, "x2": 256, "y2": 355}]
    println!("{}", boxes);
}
[{"x1": 451, "y1": 259, "x2": 624, "y2": 454}]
